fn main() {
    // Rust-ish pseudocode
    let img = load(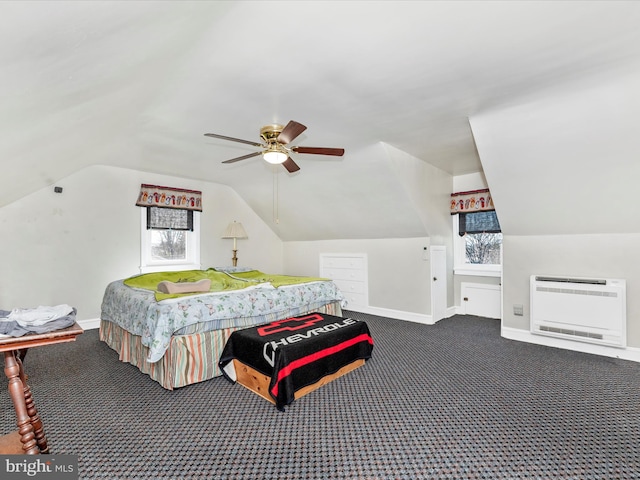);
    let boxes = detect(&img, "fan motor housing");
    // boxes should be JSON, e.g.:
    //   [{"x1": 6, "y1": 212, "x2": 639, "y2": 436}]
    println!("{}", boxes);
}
[{"x1": 260, "y1": 124, "x2": 284, "y2": 143}]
